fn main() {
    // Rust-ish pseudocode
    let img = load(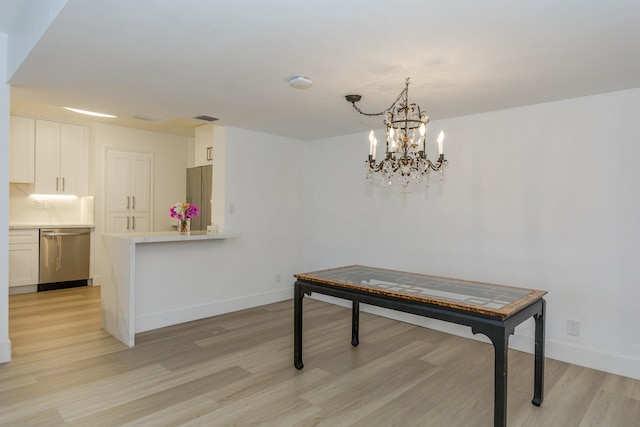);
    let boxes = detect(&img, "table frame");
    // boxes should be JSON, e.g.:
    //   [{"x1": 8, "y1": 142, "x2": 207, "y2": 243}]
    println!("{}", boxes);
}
[{"x1": 293, "y1": 274, "x2": 545, "y2": 427}]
